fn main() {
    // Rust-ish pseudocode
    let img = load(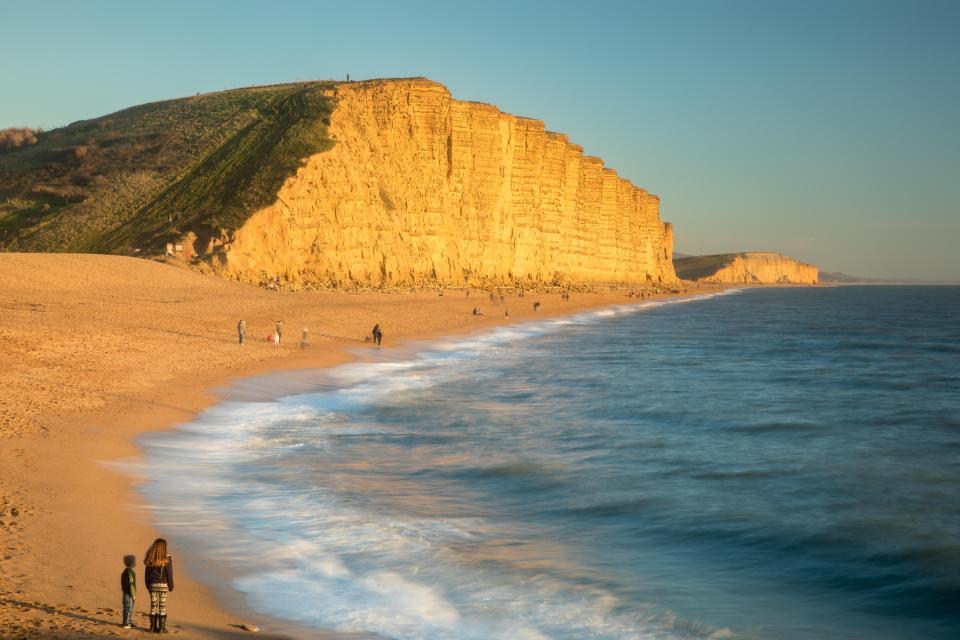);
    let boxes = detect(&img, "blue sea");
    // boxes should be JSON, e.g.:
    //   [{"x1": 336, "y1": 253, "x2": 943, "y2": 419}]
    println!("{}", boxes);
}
[{"x1": 139, "y1": 286, "x2": 960, "y2": 640}]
